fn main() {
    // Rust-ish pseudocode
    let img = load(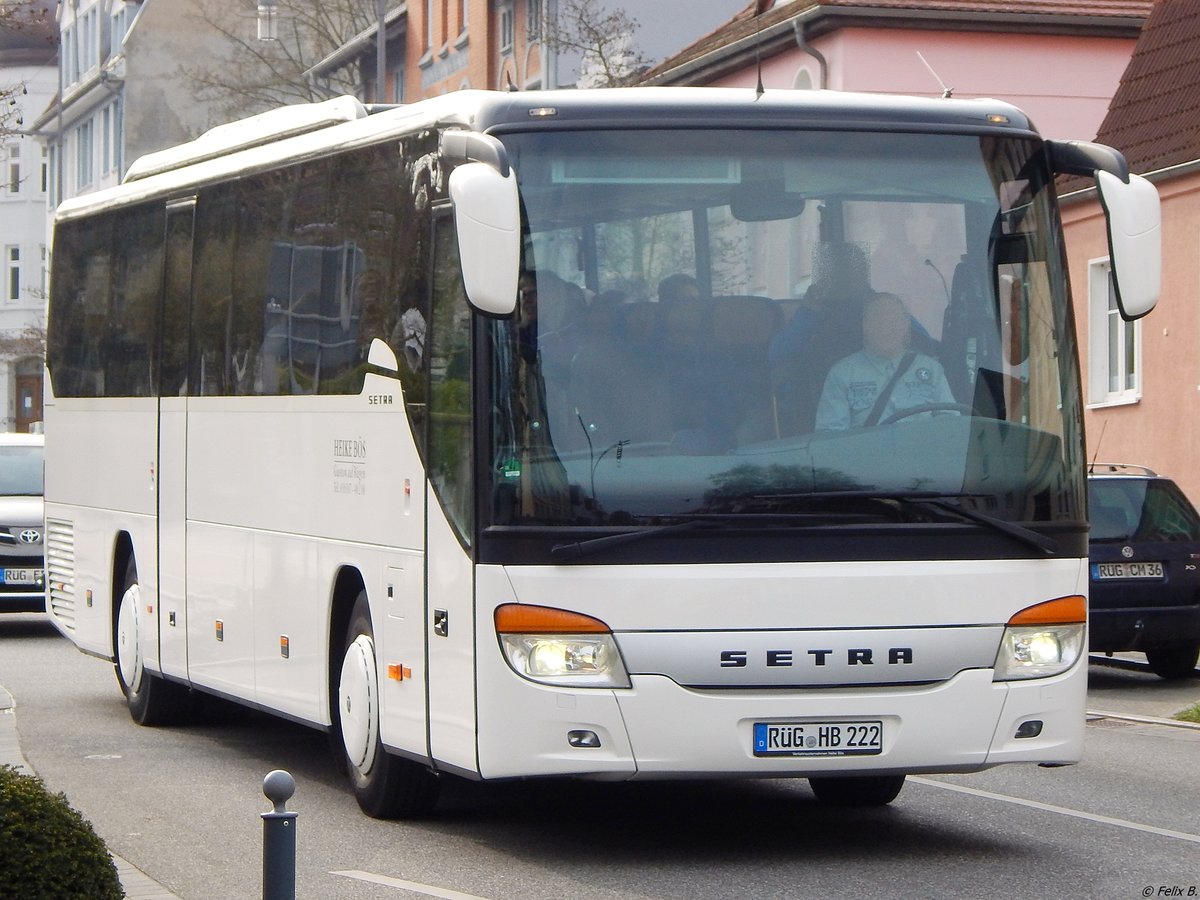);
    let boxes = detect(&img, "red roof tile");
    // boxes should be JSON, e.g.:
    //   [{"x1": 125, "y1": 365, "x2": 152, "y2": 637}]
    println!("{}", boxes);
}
[{"x1": 1092, "y1": 0, "x2": 1200, "y2": 173}]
